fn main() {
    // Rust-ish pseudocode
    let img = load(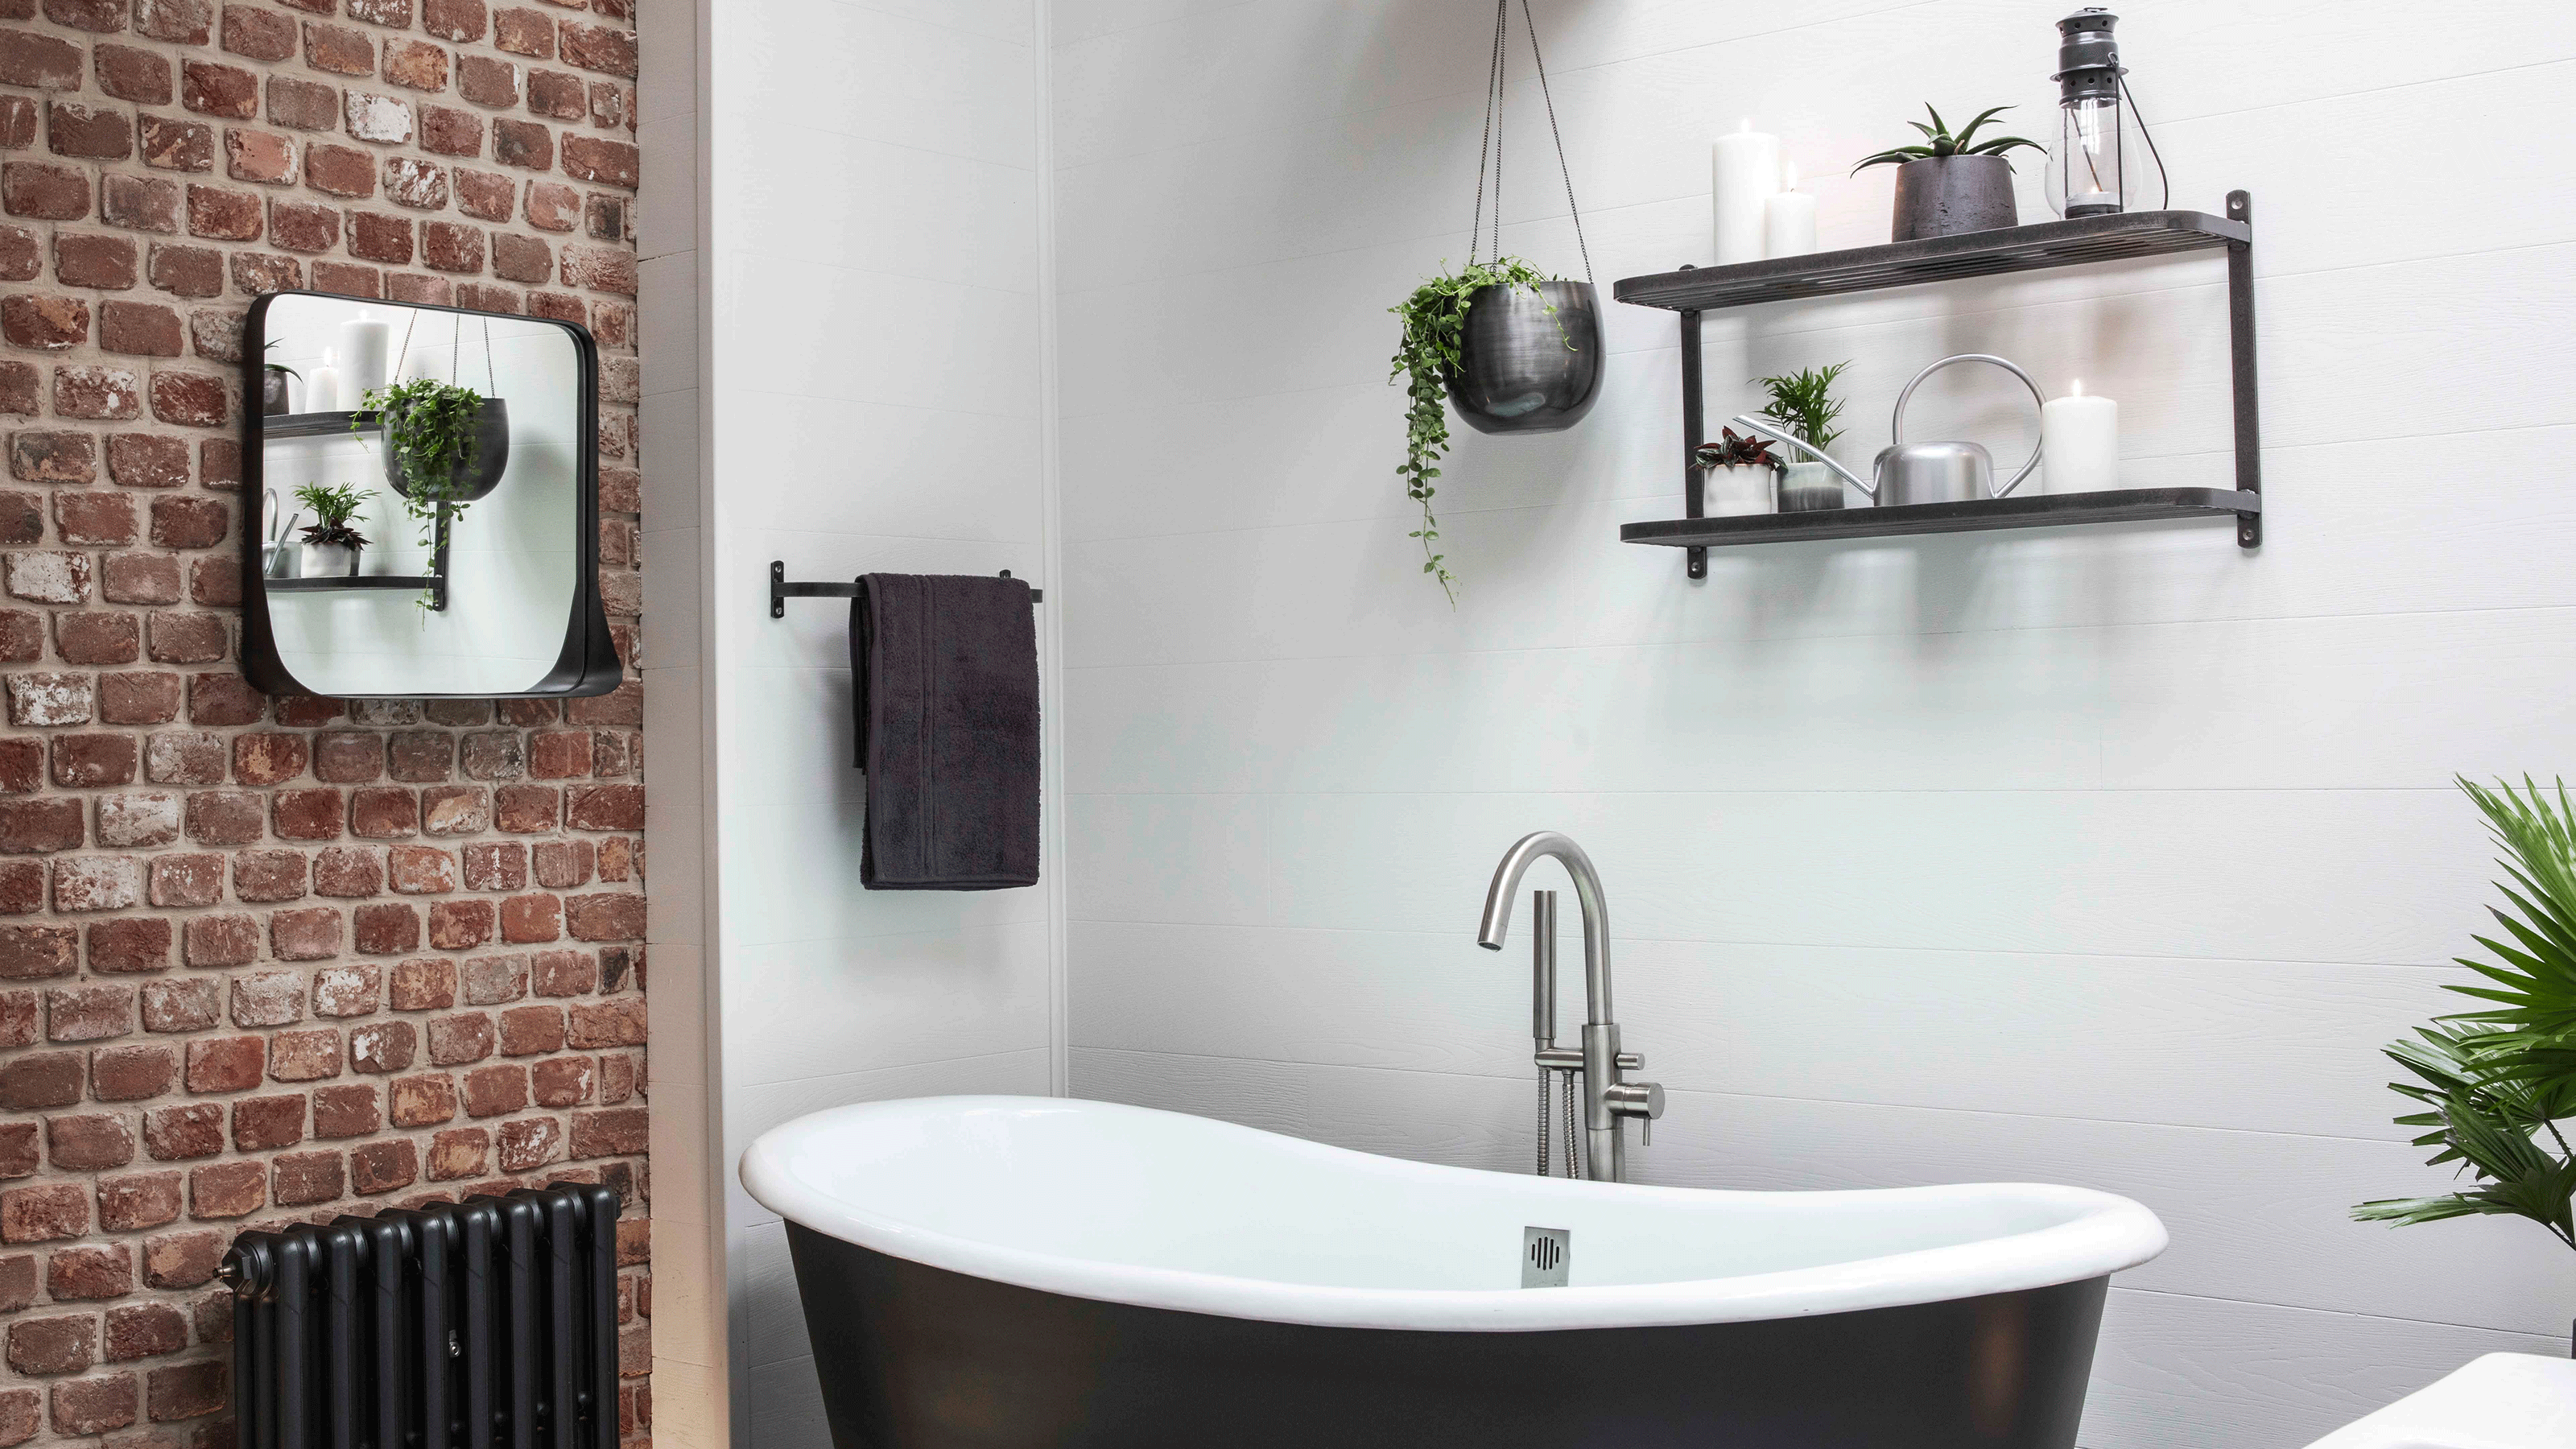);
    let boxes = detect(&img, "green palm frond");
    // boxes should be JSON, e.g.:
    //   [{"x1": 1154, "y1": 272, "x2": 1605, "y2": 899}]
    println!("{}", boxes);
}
[{"x1": 2355, "y1": 777, "x2": 2576, "y2": 1254}]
